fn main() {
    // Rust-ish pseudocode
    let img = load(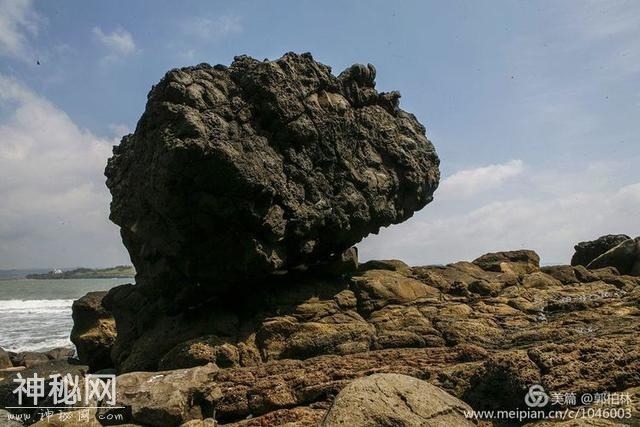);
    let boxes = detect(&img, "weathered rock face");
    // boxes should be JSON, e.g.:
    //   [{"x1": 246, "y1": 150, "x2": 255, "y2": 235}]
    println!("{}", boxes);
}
[
  {"x1": 571, "y1": 234, "x2": 630, "y2": 267},
  {"x1": 319, "y1": 373, "x2": 476, "y2": 426},
  {"x1": 70, "y1": 291, "x2": 116, "y2": 372},
  {"x1": 54, "y1": 248, "x2": 639, "y2": 425},
  {"x1": 588, "y1": 236, "x2": 640, "y2": 276},
  {"x1": 105, "y1": 52, "x2": 440, "y2": 297}
]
